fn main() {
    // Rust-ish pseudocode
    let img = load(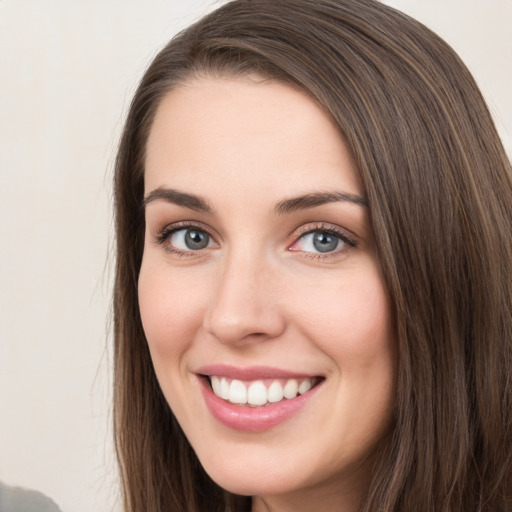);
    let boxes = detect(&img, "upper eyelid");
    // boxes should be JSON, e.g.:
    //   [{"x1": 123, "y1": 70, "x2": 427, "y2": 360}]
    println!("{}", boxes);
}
[
  {"x1": 156, "y1": 220, "x2": 215, "y2": 235},
  {"x1": 153, "y1": 221, "x2": 219, "y2": 245},
  {"x1": 291, "y1": 222, "x2": 357, "y2": 242}
]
